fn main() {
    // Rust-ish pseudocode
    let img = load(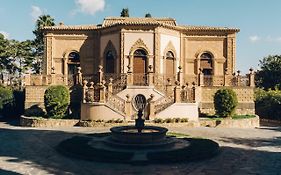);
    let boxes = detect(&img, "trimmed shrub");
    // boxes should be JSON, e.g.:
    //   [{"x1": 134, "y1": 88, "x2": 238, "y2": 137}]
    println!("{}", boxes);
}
[
  {"x1": 44, "y1": 85, "x2": 70, "y2": 118},
  {"x1": 255, "y1": 88, "x2": 281, "y2": 120},
  {"x1": 0, "y1": 86, "x2": 14, "y2": 117},
  {"x1": 214, "y1": 88, "x2": 238, "y2": 118},
  {"x1": 24, "y1": 105, "x2": 45, "y2": 117}
]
